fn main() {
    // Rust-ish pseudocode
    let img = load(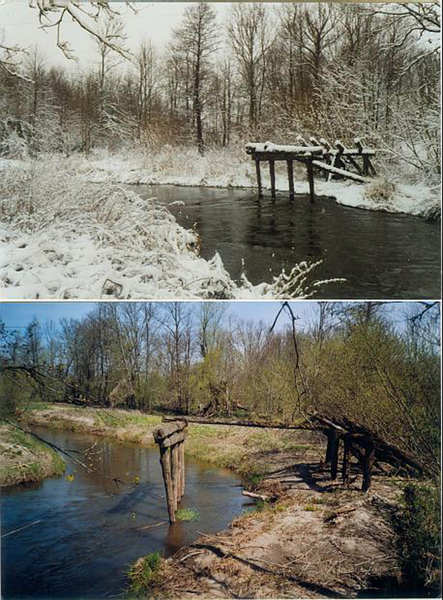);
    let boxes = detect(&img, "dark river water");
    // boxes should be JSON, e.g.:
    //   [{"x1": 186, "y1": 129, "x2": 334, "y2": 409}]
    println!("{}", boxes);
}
[
  {"x1": 139, "y1": 185, "x2": 441, "y2": 299},
  {"x1": 1, "y1": 427, "x2": 247, "y2": 600}
]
